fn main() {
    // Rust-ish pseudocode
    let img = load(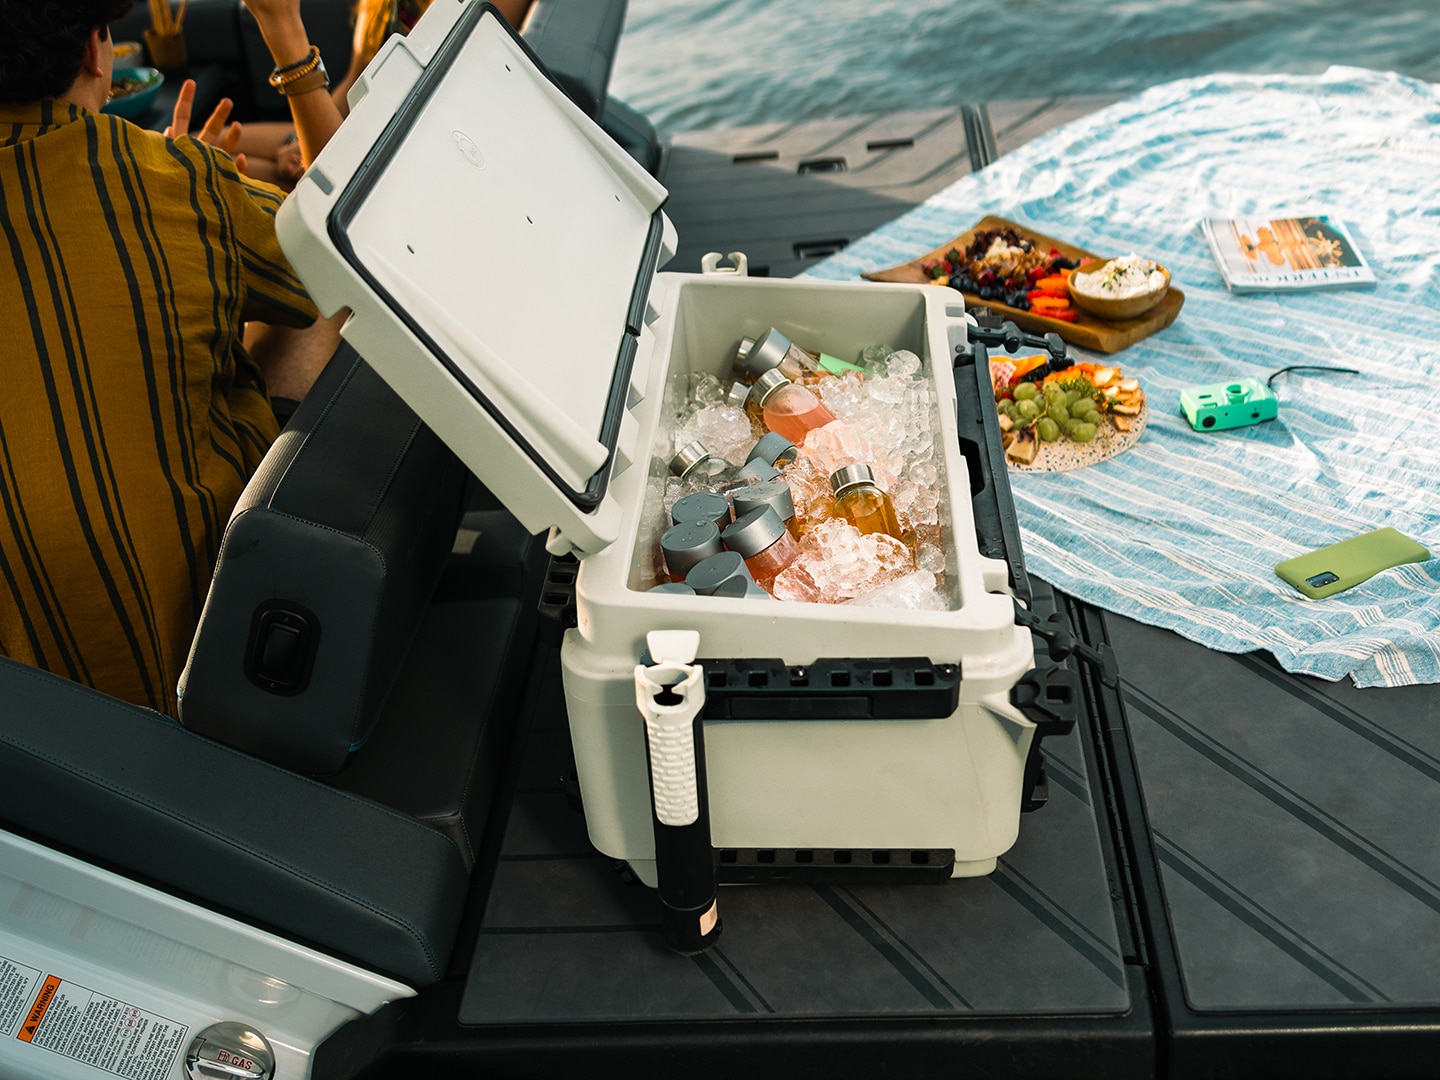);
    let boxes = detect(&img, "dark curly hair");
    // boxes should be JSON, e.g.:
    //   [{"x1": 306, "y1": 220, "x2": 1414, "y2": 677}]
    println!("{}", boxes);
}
[{"x1": 0, "y1": 0, "x2": 137, "y2": 103}]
